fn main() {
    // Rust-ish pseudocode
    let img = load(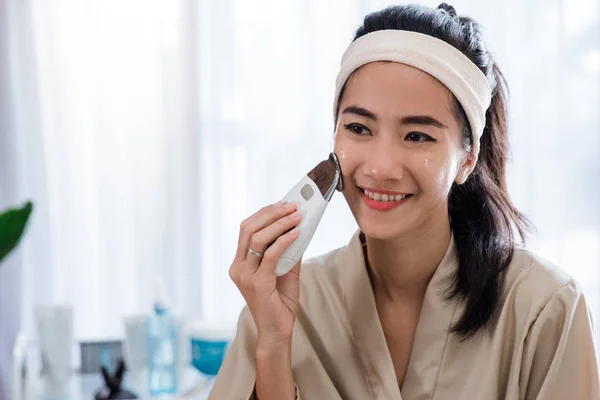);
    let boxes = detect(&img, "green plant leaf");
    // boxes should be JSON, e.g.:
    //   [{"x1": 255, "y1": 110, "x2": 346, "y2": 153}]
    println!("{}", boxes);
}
[{"x1": 0, "y1": 201, "x2": 34, "y2": 264}]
